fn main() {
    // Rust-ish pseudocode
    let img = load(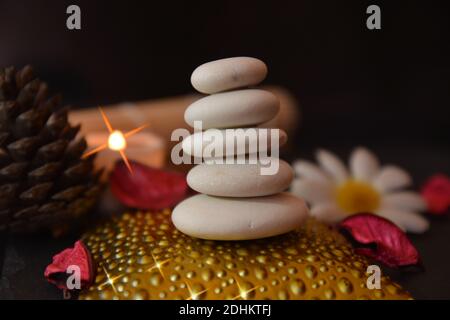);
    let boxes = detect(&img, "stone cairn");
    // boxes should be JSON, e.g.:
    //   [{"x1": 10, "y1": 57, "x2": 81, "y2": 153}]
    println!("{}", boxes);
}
[{"x1": 172, "y1": 57, "x2": 308, "y2": 240}]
